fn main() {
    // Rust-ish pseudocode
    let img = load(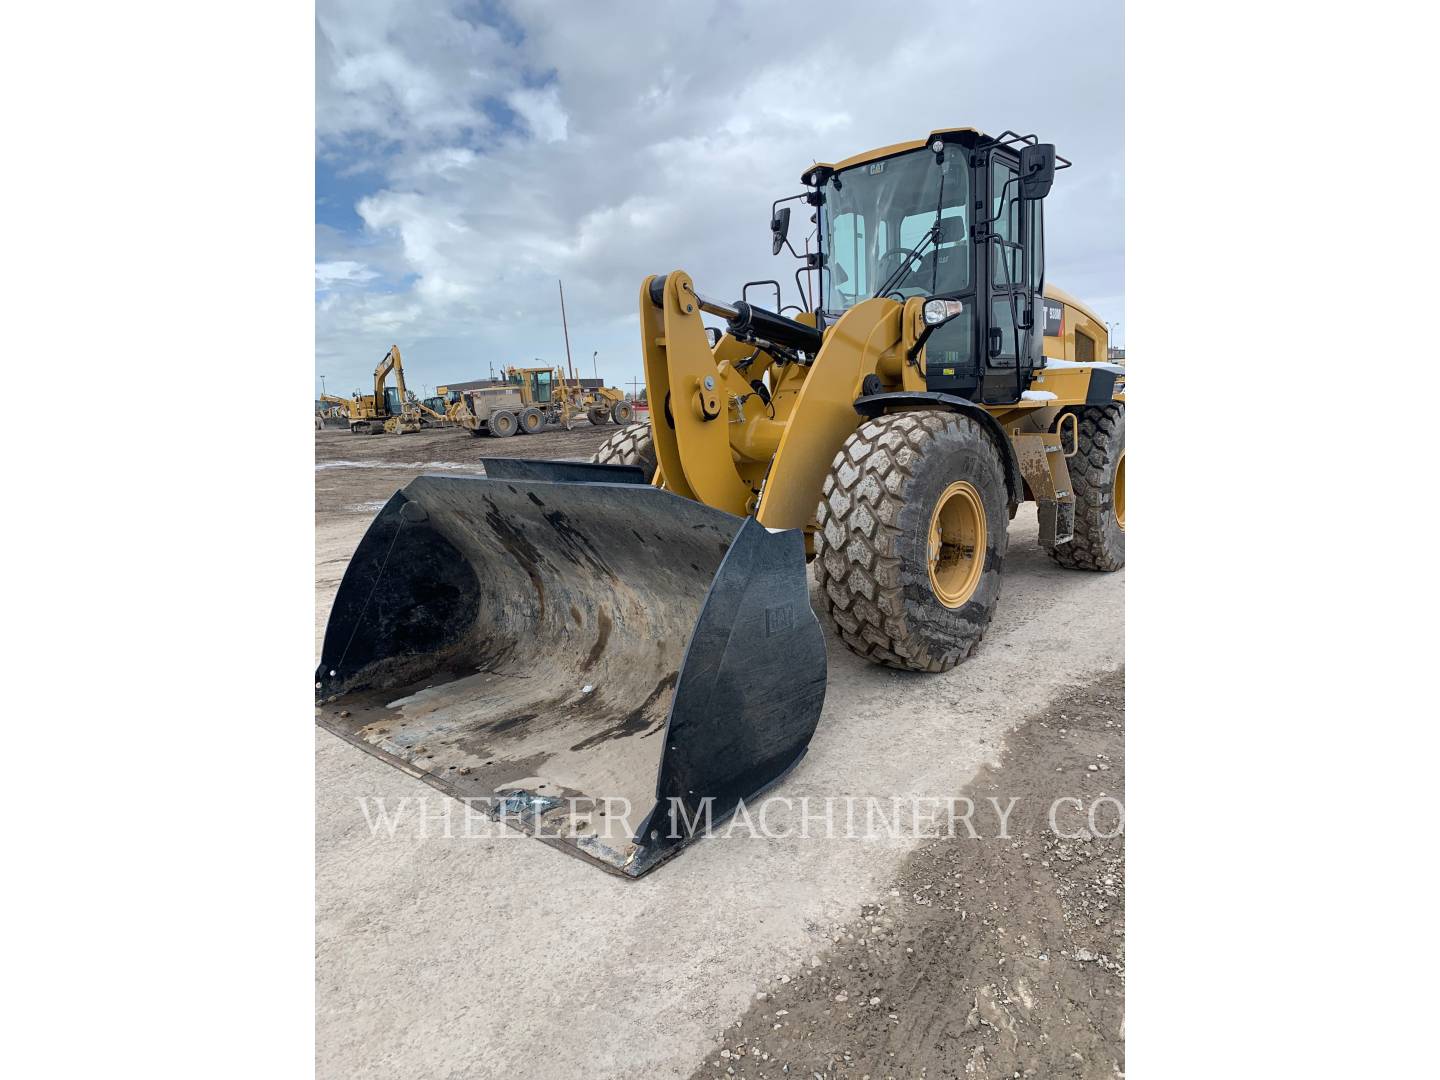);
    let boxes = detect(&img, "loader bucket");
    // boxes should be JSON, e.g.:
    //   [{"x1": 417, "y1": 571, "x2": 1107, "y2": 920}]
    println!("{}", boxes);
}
[{"x1": 315, "y1": 464, "x2": 828, "y2": 877}]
